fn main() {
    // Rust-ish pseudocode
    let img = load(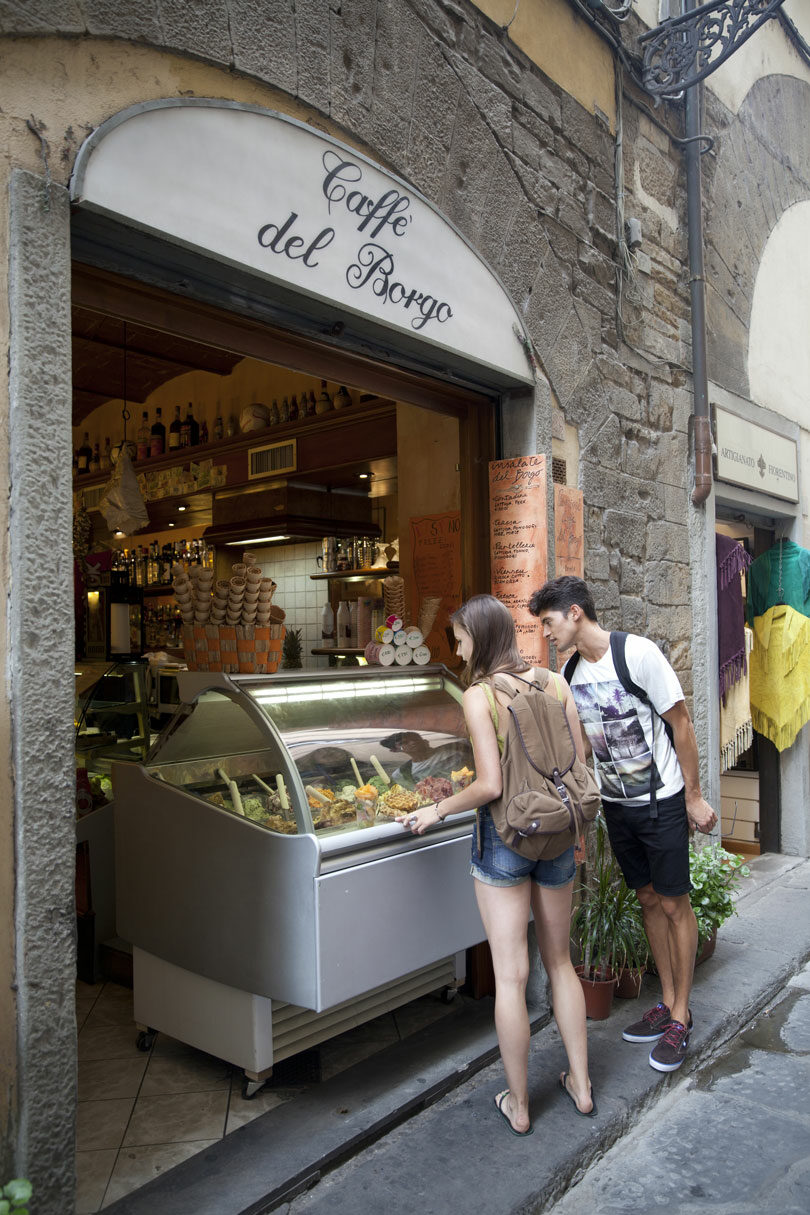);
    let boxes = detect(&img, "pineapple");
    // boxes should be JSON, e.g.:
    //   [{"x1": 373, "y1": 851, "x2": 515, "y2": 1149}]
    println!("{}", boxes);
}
[{"x1": 282, "y1": 626, "x2": 303, "y2": 669}]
